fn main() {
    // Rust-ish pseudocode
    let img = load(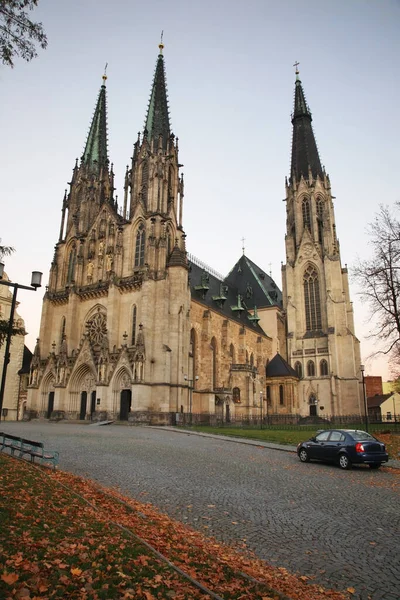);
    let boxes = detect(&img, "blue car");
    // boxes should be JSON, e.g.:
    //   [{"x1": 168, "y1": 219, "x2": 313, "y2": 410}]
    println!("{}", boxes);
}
[{"x1": 297, "y1": 429, "x2": 389, "y2": 470}]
